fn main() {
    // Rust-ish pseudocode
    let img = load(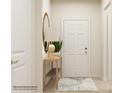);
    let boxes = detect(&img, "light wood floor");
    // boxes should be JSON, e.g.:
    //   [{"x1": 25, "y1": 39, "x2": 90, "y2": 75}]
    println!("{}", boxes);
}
[{"x1": 44, "y1": 78, "x2": 112, "y2": 93}]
